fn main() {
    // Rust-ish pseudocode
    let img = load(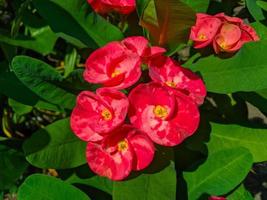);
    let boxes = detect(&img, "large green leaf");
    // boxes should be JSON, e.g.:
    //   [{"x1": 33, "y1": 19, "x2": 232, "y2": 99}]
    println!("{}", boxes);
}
[
  {"x1": 227, "y1": 184, "x2": 253, "y2": 200},
  {"x1": 33, "y1": 0, "x2": 124, "y2": 48},
  {"x1": 246, "y1": 0, "x2": 265, "y2": 20},
  {"x1": 181, "y1": 0, "x2": 210, "y2": 12},
  {"x1": 113, "y1": 149, "x2": 176, "y2": 200},
  {"x1": 23, "y1": 118, "x2": 87, "y2": 169},
  {"x1": 190, "y1": 41, "x2": 267, "y2": 93},
  {"x1": 17, "y1": 174, "x2": 90, "y2": 200},
  {"x1": 140, "y1": 0, "x2": 195, "y2": 53},
  {"x1": 184, "y1": 147, "x2": 253, "y2": 200},
  {"x1": 0, "y1": 144, "x2": 28, "y2": 190},
  {"x1": 207, "y1": 123, "x2": 267, "y2": 162},
  {"x1": 11, "y1": 56, "x2": 76, "y2": 110}
]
